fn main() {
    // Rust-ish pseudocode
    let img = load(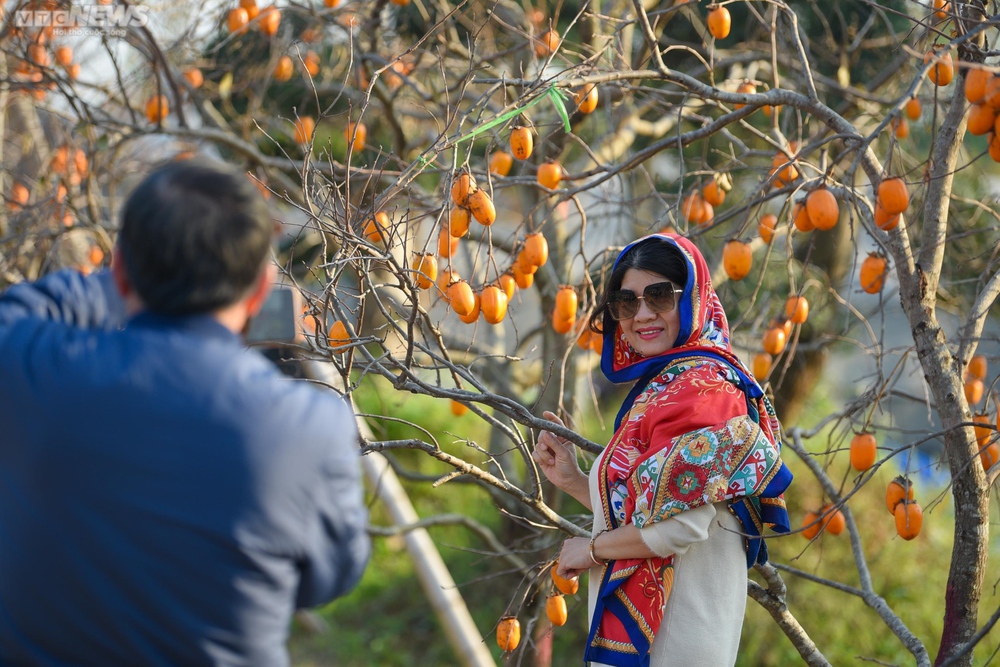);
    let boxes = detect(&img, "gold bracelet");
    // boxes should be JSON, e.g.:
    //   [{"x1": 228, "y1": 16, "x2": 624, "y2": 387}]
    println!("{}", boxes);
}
[{"x1": 589, "y1": 529, "x2": 609, "y2": 566}]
